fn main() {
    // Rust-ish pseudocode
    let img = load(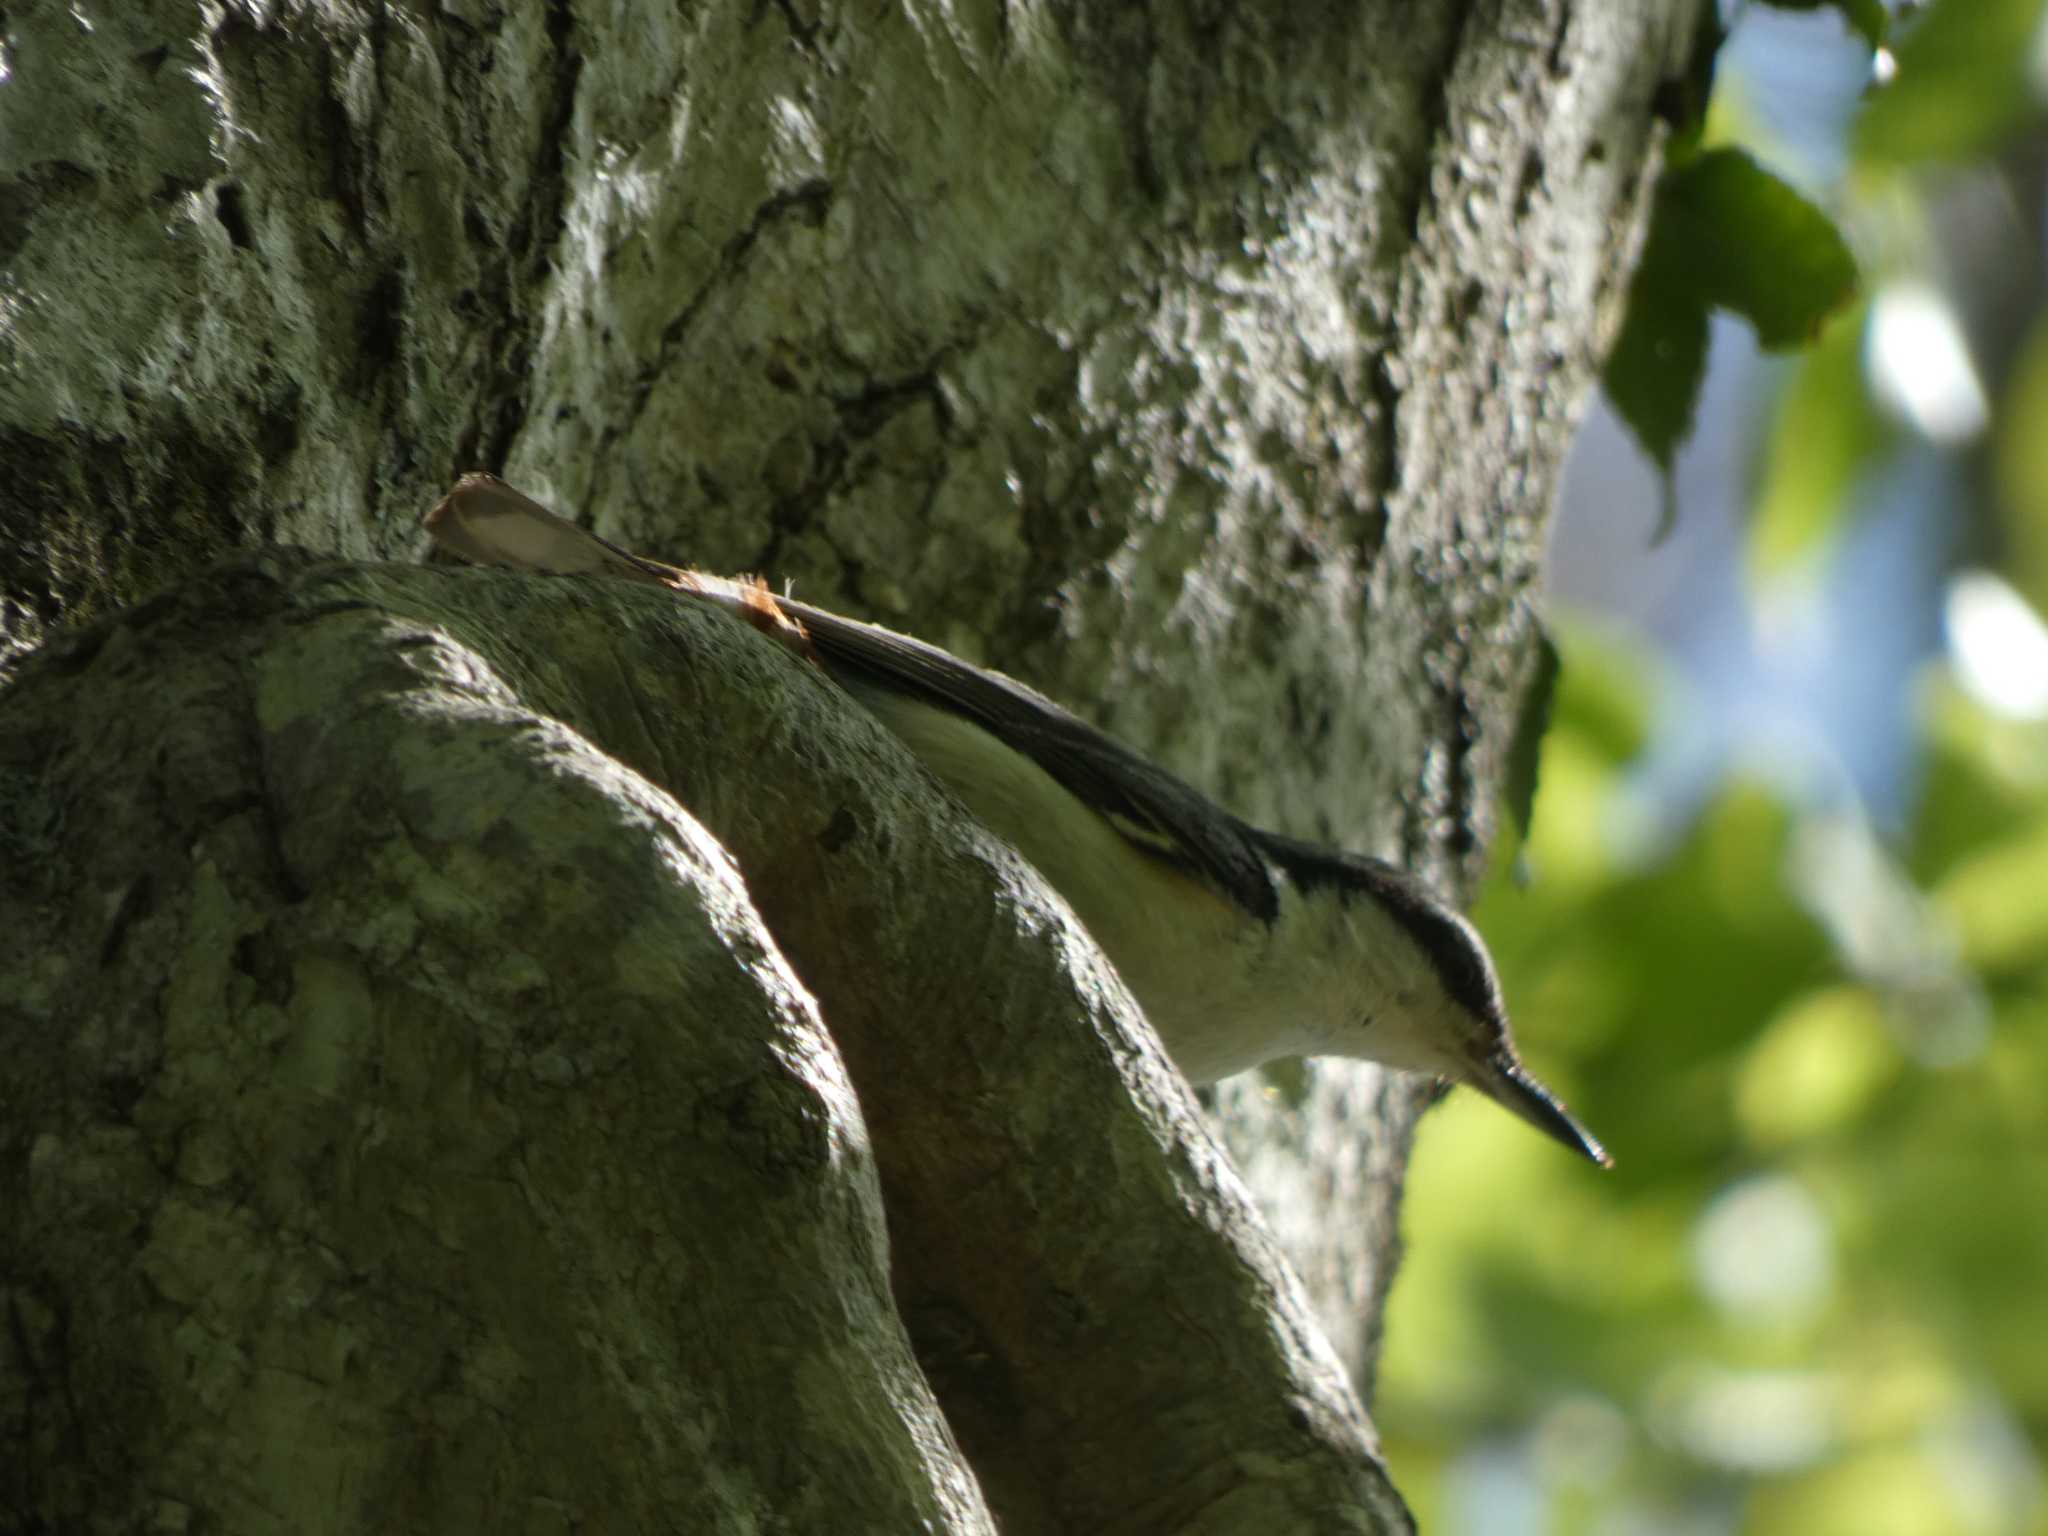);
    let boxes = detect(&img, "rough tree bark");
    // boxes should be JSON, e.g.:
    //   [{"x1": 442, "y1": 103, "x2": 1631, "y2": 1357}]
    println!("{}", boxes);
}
[{"x1": 0, "y1": 0, "x2": 1698, "y2": 1530}]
